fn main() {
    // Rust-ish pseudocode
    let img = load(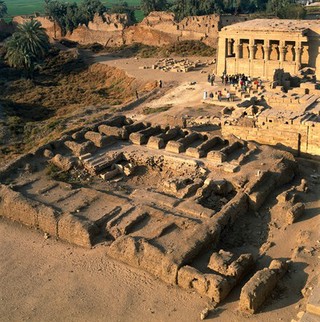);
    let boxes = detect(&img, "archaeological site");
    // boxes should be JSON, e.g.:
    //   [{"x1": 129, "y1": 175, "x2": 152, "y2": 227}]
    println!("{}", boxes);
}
[{"x1": 0, "y1": 3, "x2": 320, "y2": 322}]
